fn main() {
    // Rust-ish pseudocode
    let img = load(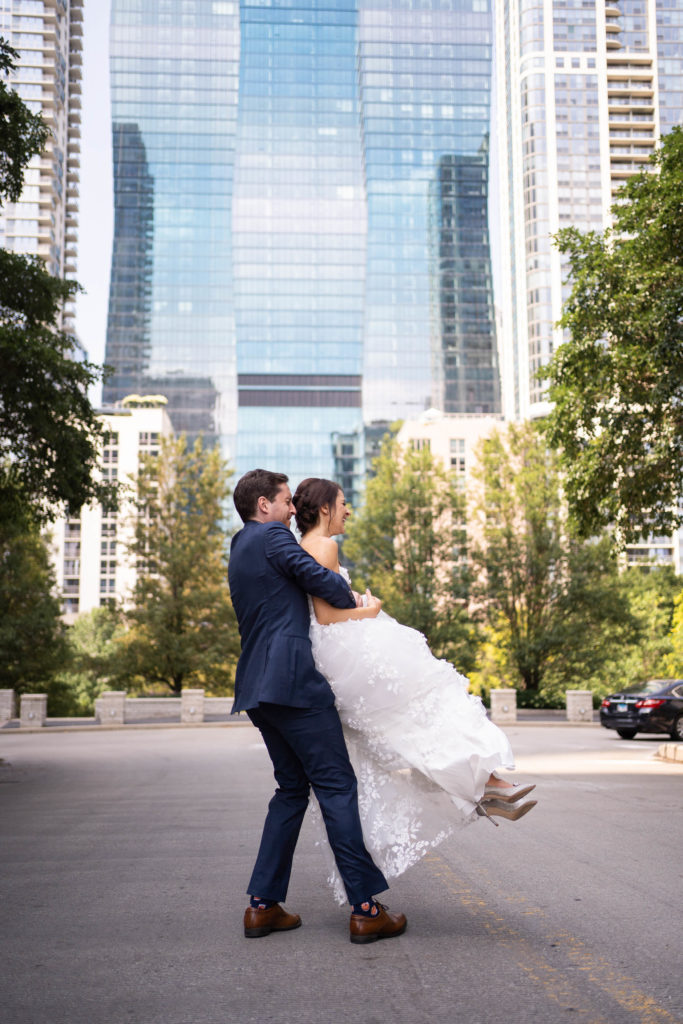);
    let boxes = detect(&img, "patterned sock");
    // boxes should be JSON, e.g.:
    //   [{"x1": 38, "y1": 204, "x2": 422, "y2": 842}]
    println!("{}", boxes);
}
[
  {"x1": 352, "y1": 899, "x2": 380, "y2": 917},
  {"x1": 250, "y1": 896, "x2": 276, "y2": 910}
]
